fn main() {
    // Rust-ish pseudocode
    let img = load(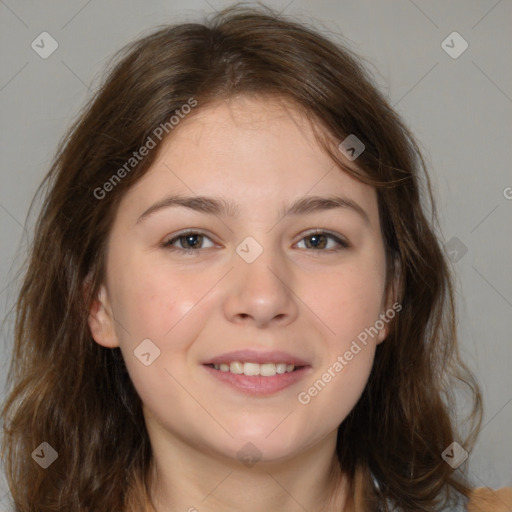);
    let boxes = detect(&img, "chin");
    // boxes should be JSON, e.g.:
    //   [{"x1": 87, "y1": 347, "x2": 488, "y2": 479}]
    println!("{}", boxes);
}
[{"x1": 224, "y1": 423, "x2": 307, "y2": 463}]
